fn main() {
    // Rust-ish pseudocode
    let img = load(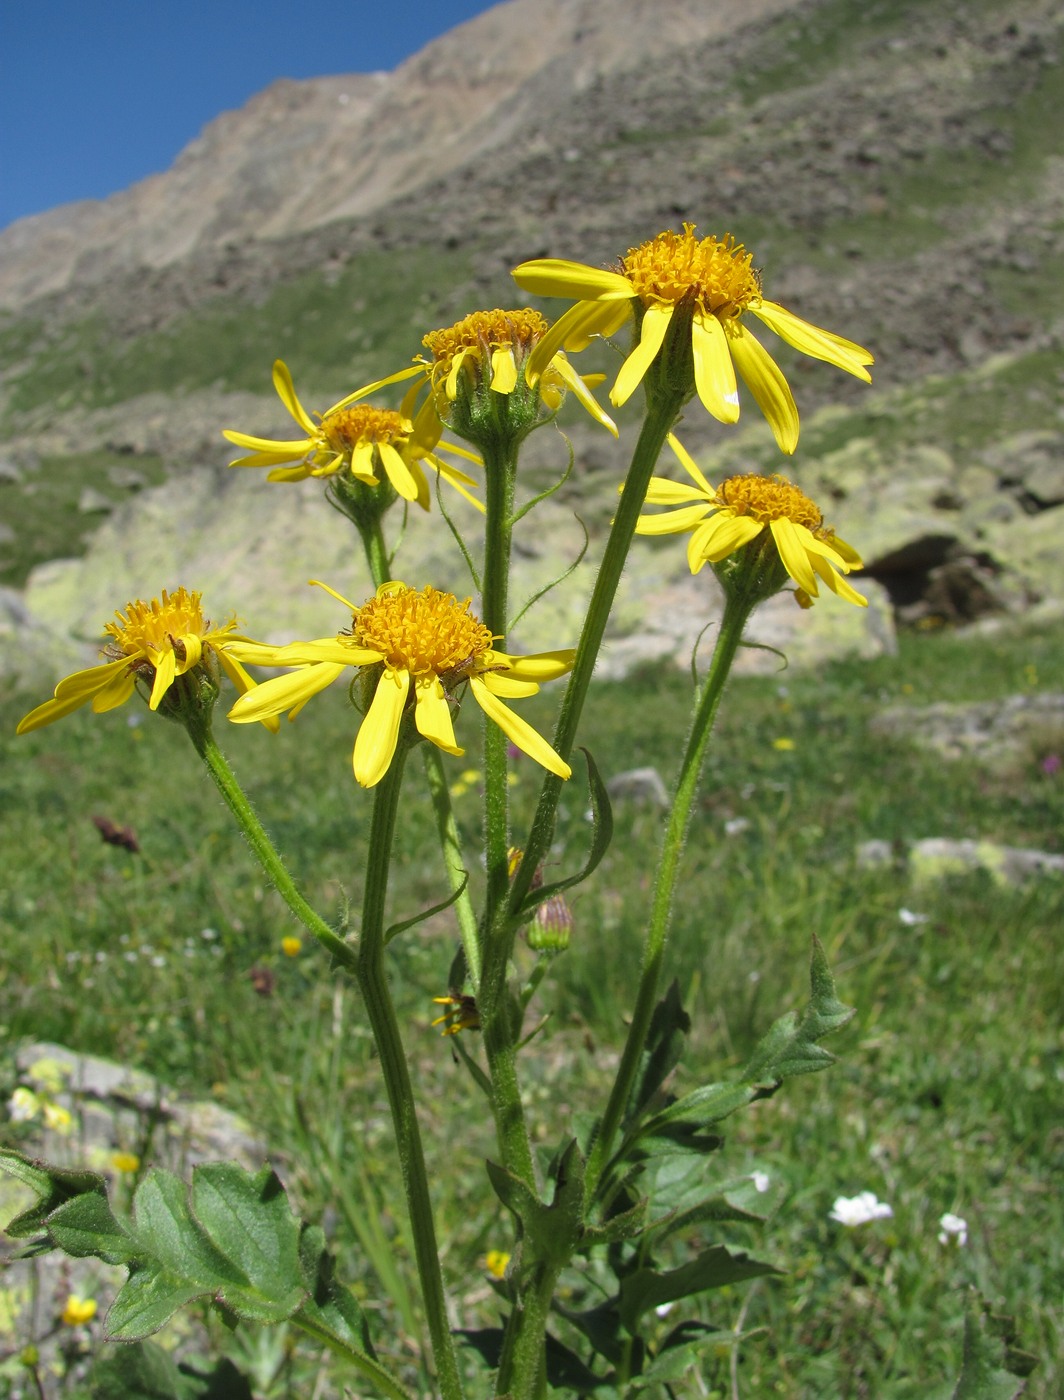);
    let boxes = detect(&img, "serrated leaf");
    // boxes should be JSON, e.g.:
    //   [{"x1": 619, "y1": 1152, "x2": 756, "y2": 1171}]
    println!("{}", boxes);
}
[
  {"x1": 47, "y1": 1190, "x2": 136, "y2": 1264},
  {"x1": 191, "y1": 1164, "x2": 305, "y2": 1315},
  {"x1": 132, "y1": 1170, "x2": 243, "y2": 1288},
  {"x1": 618, "y1": 1245, "x2": 780, "y2": 1332},
  {"x1": 295, "y1": 1222, "x2": 375, "y2": 1359},
  {"x1": 741, "y1": 936, "x2": 853, "y2": 1083},
  {"x1": 105, "y1": 1262, "x2": 207, "y2": 1341},
  {"x1": 0, "y1": 1148, "x2": 107, "y2": 1238},
  {"x1": 624, "y1": 981, "x2": 690, "y2": 1127}
]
